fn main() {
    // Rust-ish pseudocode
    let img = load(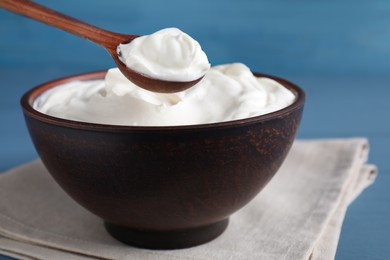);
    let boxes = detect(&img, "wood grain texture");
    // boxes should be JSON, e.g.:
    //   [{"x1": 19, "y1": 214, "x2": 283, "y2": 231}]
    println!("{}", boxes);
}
[
  {"x1": 0, "y1": 0, "x2": 130, "y2": 49},
  {"x1": 0, "y1": 0, "x2": 199, "y2": 93},
  {"x1": 0, "y1": 0, "x2": 389, "y2": 258}
]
